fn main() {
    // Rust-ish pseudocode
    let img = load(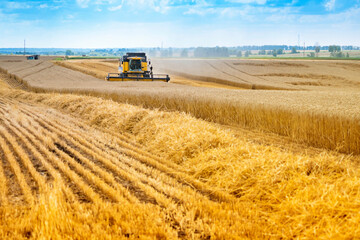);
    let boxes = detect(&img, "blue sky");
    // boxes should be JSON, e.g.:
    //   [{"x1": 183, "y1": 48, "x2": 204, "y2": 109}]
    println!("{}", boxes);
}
[{"x1": 0, "y1": 0, "x2": 359, "y2": 48}]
